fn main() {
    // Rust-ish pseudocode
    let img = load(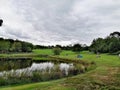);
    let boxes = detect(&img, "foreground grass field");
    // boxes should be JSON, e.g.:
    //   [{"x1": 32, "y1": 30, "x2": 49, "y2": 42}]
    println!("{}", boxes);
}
[{"x1": 0, "y1": 49, "x2": 120, "y2": 90}]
